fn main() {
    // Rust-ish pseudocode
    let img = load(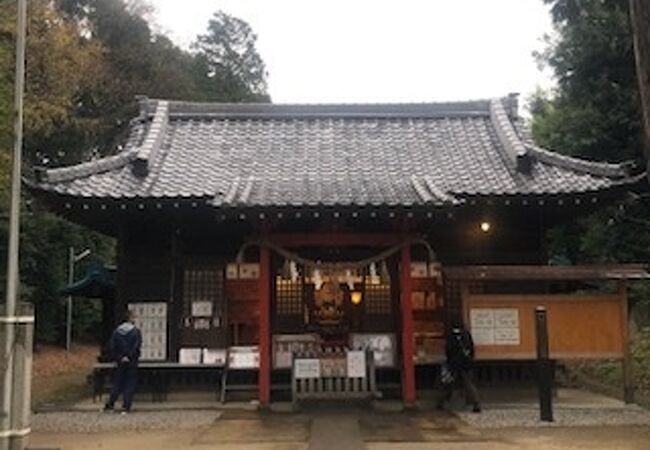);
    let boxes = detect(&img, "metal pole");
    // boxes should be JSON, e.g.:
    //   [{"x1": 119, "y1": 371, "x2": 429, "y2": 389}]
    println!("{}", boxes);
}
[
  {"x1": 1, "y1": 0, "x2": 27, "y2": 448},
  {"x1": 66, "y1": 247, "x2": 73, "y2": 352},
  {"x1": 535, "y1": 306, "x2": 553, "y2": 422}
]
